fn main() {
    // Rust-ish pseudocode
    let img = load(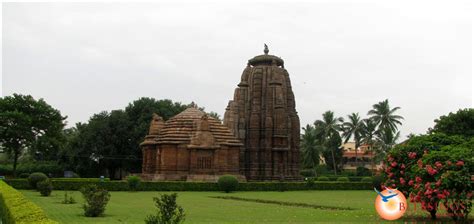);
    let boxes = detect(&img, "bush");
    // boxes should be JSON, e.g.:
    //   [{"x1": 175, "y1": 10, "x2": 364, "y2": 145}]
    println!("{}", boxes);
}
[
  {"x1": 305, "y1": 177, "x2": 315, "y2": 187},
  {"x1": 80, "y1": 184, "x2": 111, "y2": 217},
  {"x1": 217, "y1": 175, "x2": 239, "y2": 193},
  {"x1": 127, "y1": 175, "x2": 141, "y2": 191},
  {"x1": 37, "y1": 179, "x2": 53, "y2": 196},
  {"x1": 336, "y1": 177, "x2": 349, "y2": 182},
  {"x1": 316, "y1": 176, "x2": 329, "y2": 181},
  {"x1": 62, "y1": 191, "x2": 76, "y2": 204},
  {"x1": 360, "y1": 177, "x2": 373, "y2": 183},
  {"x1": 0, "y1": 180, "x2": 57, "y2": 223},
  {"x1": 356, "y1": 167, "x2": 371, "y2": 176},
  {"x1": 372, "y1": 175, "x2": 385, "y2": 191},
  {"x1": 5, "y1": 178, "x2": 374, "y2": 191},
  {"x1": 0, "y1": 161, "x2": 63, "y2": 177},
  {"x1": 18, "y1": 173, "x2": 30, "y2": 178},
  {"x1": 28, "y1": 172, "x2": 48, "y2": 189},
  {"x1": 145, "y1": 193, "x2": 185, "y2": 224}
]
